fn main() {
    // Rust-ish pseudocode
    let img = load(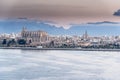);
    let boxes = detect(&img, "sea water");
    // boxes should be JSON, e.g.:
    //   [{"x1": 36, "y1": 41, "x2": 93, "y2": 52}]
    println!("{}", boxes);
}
[{"x1": 0, "y1": 49, "x2": 120, "y2": 80}]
